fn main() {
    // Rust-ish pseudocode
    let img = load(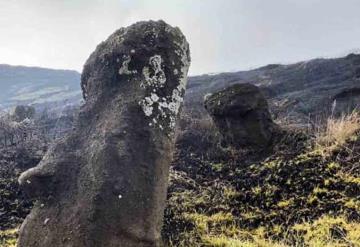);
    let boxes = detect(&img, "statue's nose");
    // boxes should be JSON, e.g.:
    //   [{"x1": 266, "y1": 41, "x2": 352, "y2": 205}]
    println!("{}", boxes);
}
[{"x1": 19, "y1": 165, "x2": 55, "y2": 199}]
